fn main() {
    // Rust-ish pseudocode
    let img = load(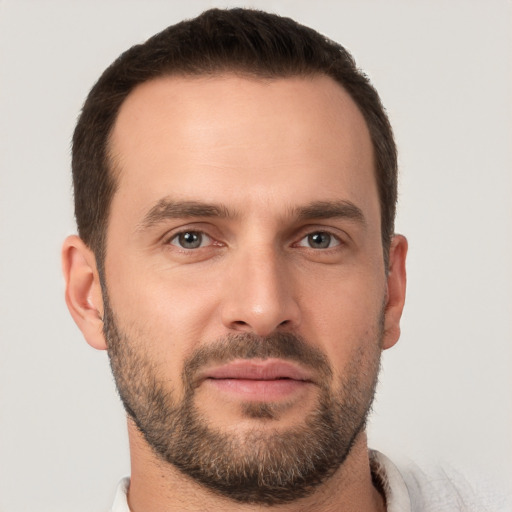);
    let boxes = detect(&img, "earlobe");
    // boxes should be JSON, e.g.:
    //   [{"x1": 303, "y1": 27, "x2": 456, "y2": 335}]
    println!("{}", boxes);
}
[
  {"x1": 382, "y1": 234, "x2": 408, "y2": 350},
  {"x1": 62, "y1": 235, "x2": 107, "y2": 350}
]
